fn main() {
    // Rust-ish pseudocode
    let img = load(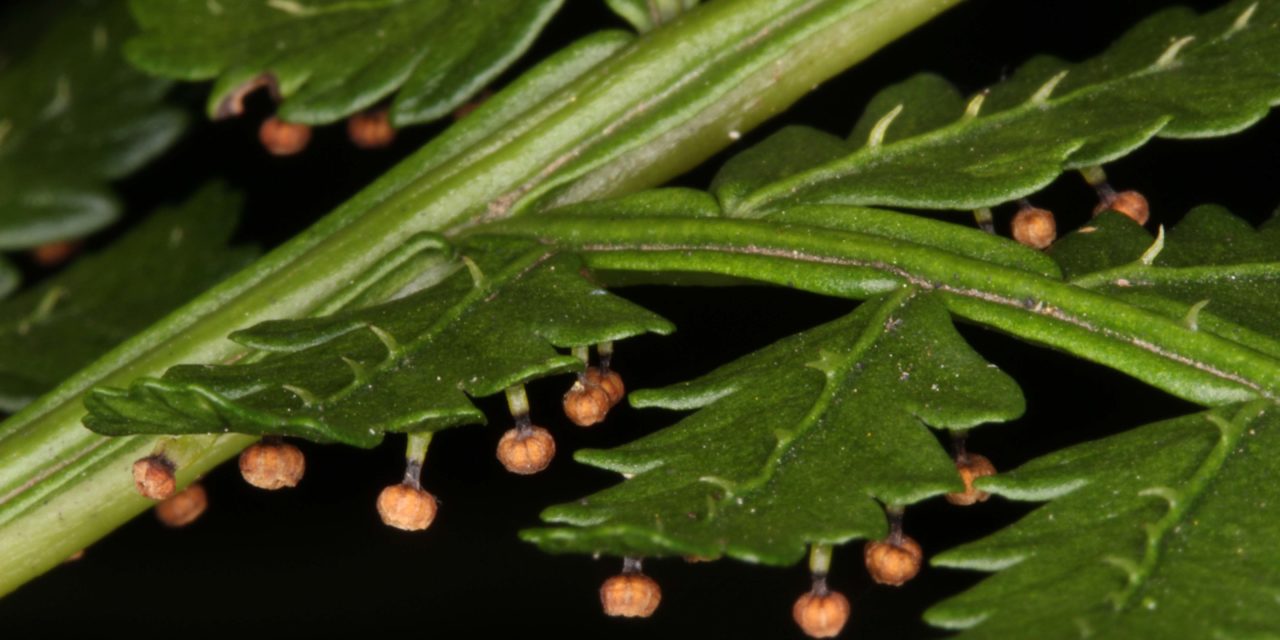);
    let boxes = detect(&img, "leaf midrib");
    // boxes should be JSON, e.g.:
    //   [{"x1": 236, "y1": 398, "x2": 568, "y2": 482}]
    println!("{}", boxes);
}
[
  {"x1": 1071, "y1": 261, "x2": 1280, "y2": 288},
  {"x1": 484, "y1": 214, "x2": 1280, "y2": 405}
]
